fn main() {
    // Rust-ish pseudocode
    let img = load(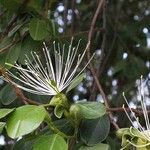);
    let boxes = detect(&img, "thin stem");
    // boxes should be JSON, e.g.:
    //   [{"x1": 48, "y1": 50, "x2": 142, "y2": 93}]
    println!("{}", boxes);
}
[
  {"x1": 107, "y1": 107, "x2": 150, "y2": 115},
  {"x1": 87, "y1": 0, "x2": 119, "y2": 130},
  {"x1": 45, "y1": 111, "x2": 70, "y2": 139}
]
